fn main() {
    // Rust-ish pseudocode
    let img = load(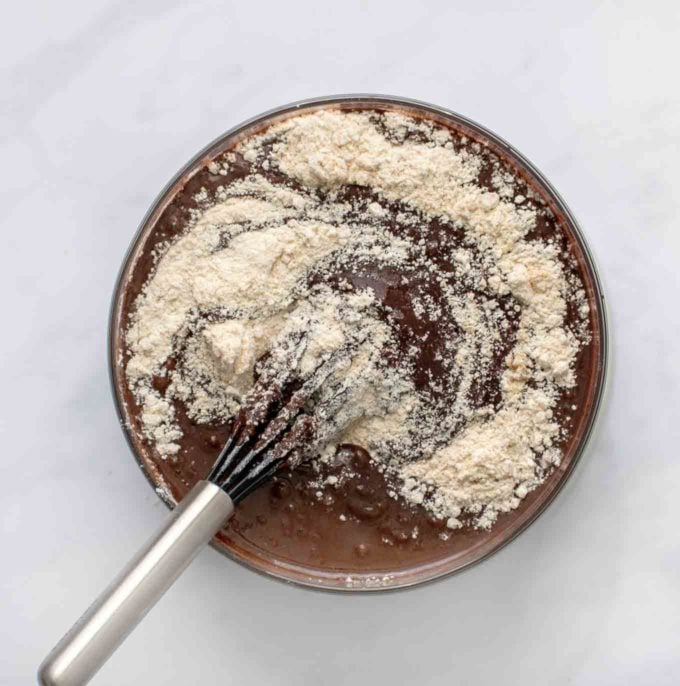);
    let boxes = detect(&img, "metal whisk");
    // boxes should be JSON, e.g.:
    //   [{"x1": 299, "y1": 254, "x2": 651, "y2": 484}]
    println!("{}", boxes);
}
[{"x1": 38, "y1": 333, "x2": 354, "y2": 686}]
